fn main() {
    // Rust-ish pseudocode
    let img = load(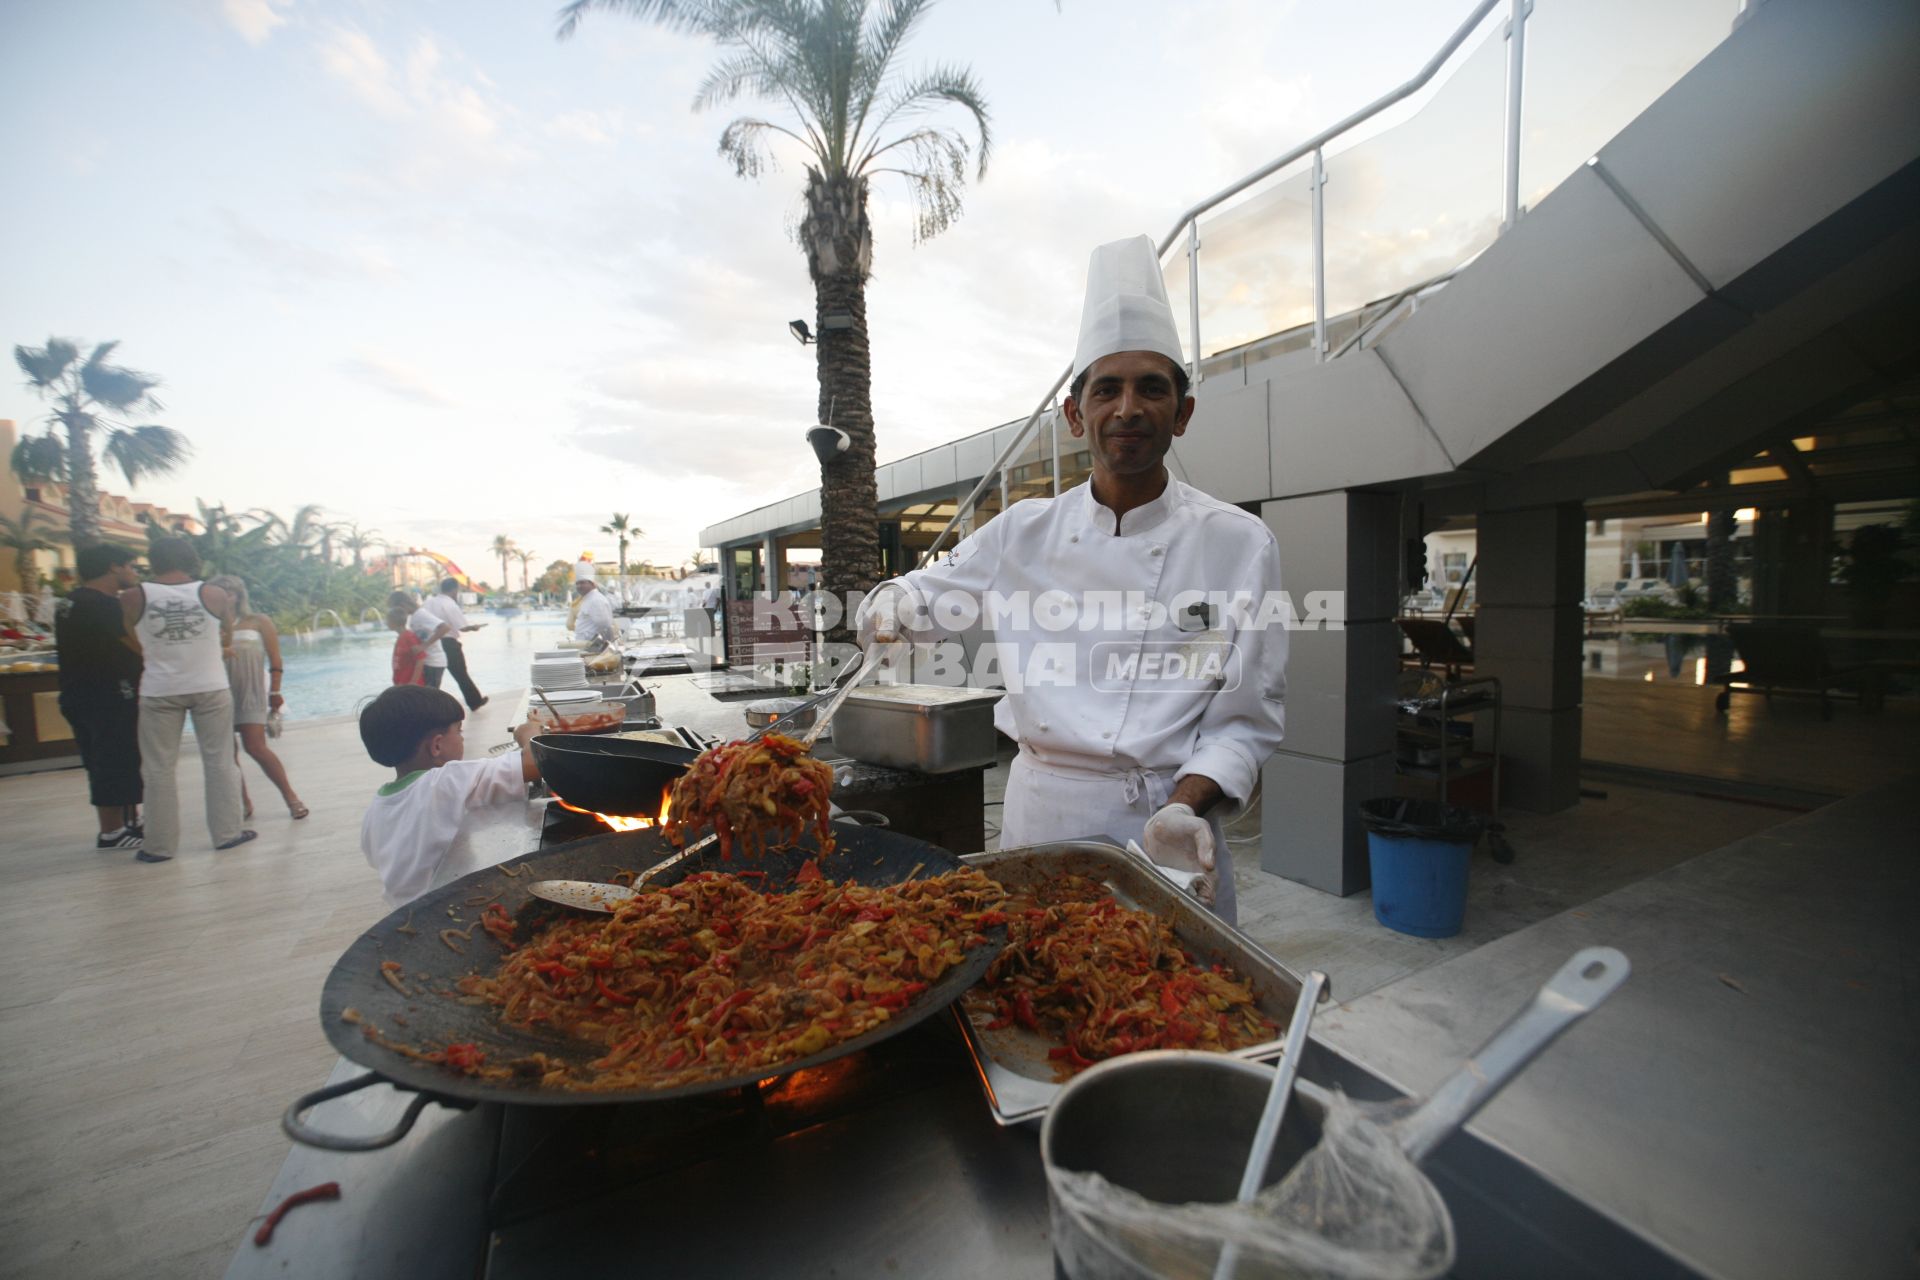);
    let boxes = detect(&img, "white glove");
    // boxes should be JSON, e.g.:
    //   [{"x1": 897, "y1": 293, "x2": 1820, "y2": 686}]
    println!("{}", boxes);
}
[
  {"x1": 1127, "y1": 838, "x2": 1217, "y2": 907},
  {"x1": 861, "y1": 586, "x2": 907, "y2": 646},
  {"x1": 1141, "y1": 803, "x2": 1215, "y2": 873}
]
